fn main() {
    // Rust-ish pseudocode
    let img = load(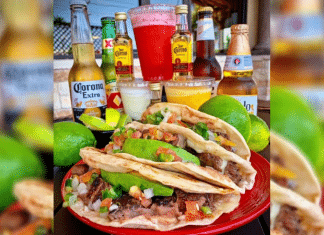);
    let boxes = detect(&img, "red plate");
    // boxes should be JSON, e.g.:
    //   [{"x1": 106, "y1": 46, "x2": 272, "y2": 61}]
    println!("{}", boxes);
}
[{"x1": 61, "y1": 151, "x2": 270, "y2": 235}]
